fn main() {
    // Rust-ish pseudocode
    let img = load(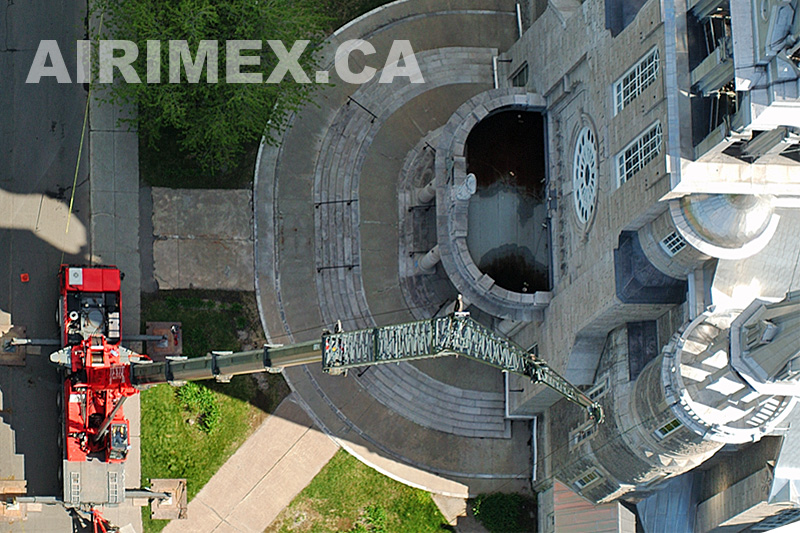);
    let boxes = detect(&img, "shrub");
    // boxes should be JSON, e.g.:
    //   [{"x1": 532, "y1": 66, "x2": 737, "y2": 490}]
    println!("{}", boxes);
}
[
  {"x1": 92, "y1": 0, "x2": 328, "y2": 174},
  {"x1": 365, "y1": 504, "x2": 387, "y2": 533},
  {"x1": 349, "y1": 504, "x2": 388, "y2": 532},
  {"x1": 176, "y1": 382, "x2": 221, "y2": 433},
  {"x1": 472, "y1": 493, "x2": 531, "y2": 533}
]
